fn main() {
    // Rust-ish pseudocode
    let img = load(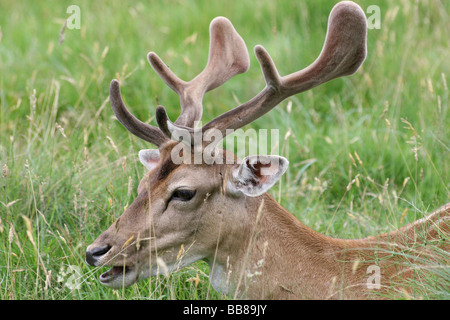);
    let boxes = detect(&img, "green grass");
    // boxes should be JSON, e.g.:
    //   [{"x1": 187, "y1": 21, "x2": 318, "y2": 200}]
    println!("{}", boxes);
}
[{"x1": 0, "y1": 0, "x2": 449, "y2": 299}]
